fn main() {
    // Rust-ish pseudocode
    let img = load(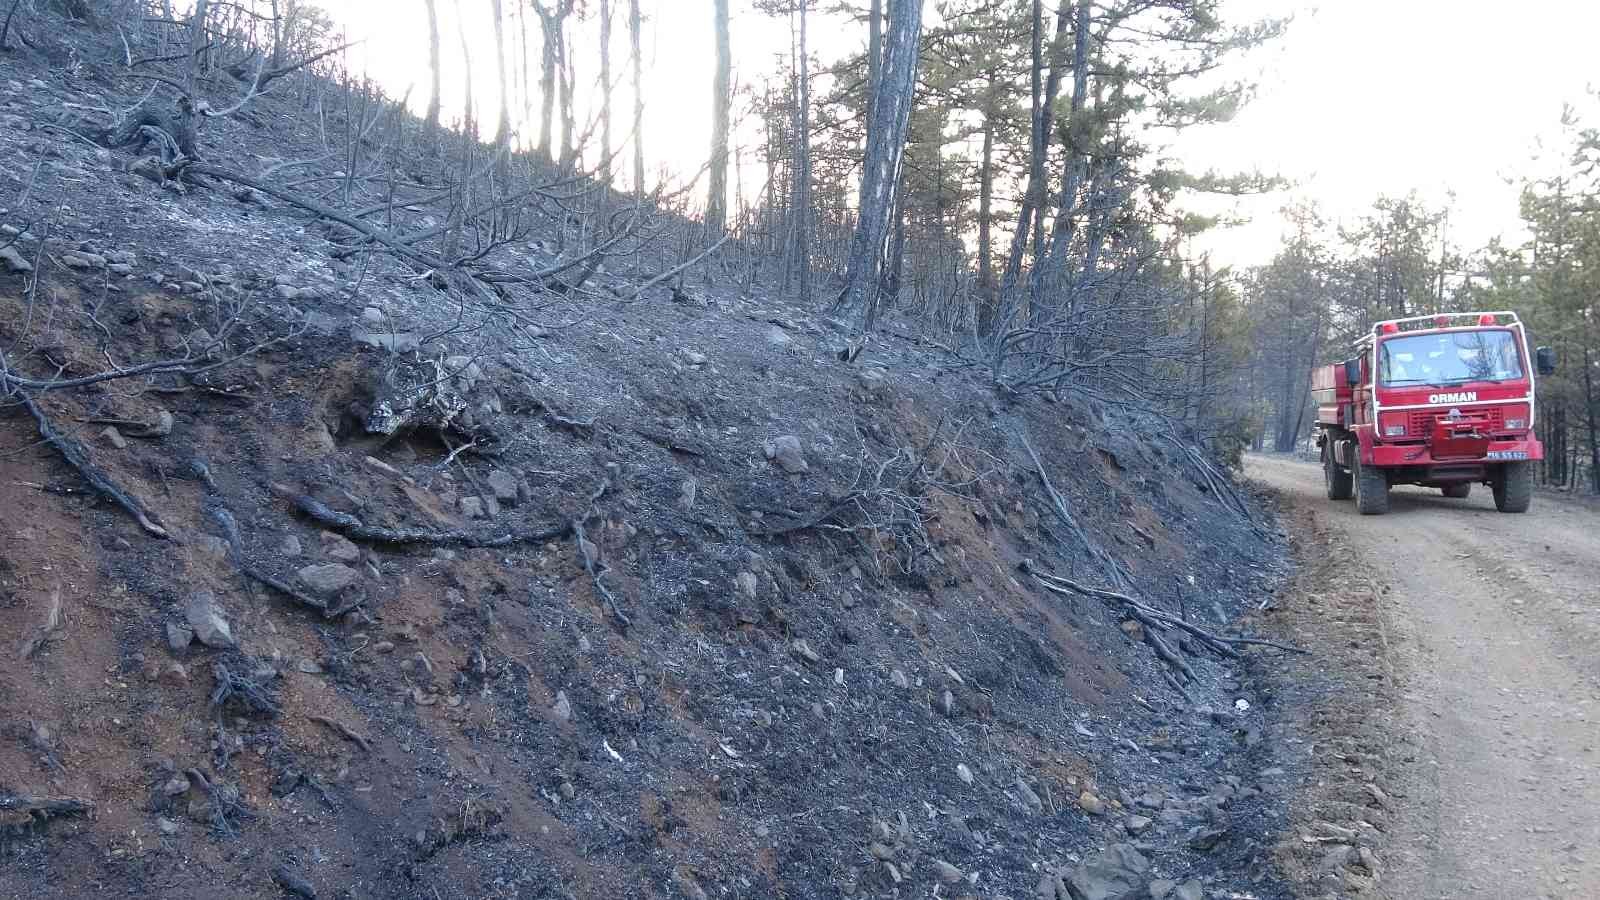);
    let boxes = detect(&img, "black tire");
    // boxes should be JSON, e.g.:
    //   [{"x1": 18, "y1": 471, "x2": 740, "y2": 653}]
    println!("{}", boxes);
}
[
  {"x1": 1492, "y1": 461, "x2": 1533, "y2": 513},
  {"x1": 1324, "y1": 442, "x2": 1353, "y2": 500},
  {"x1": 1441, "y1": 482, "x2": 1472, "y2": 499},
  {"x1": 1355, "y1": 455, "x2": 1389, "y2": 515}
]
